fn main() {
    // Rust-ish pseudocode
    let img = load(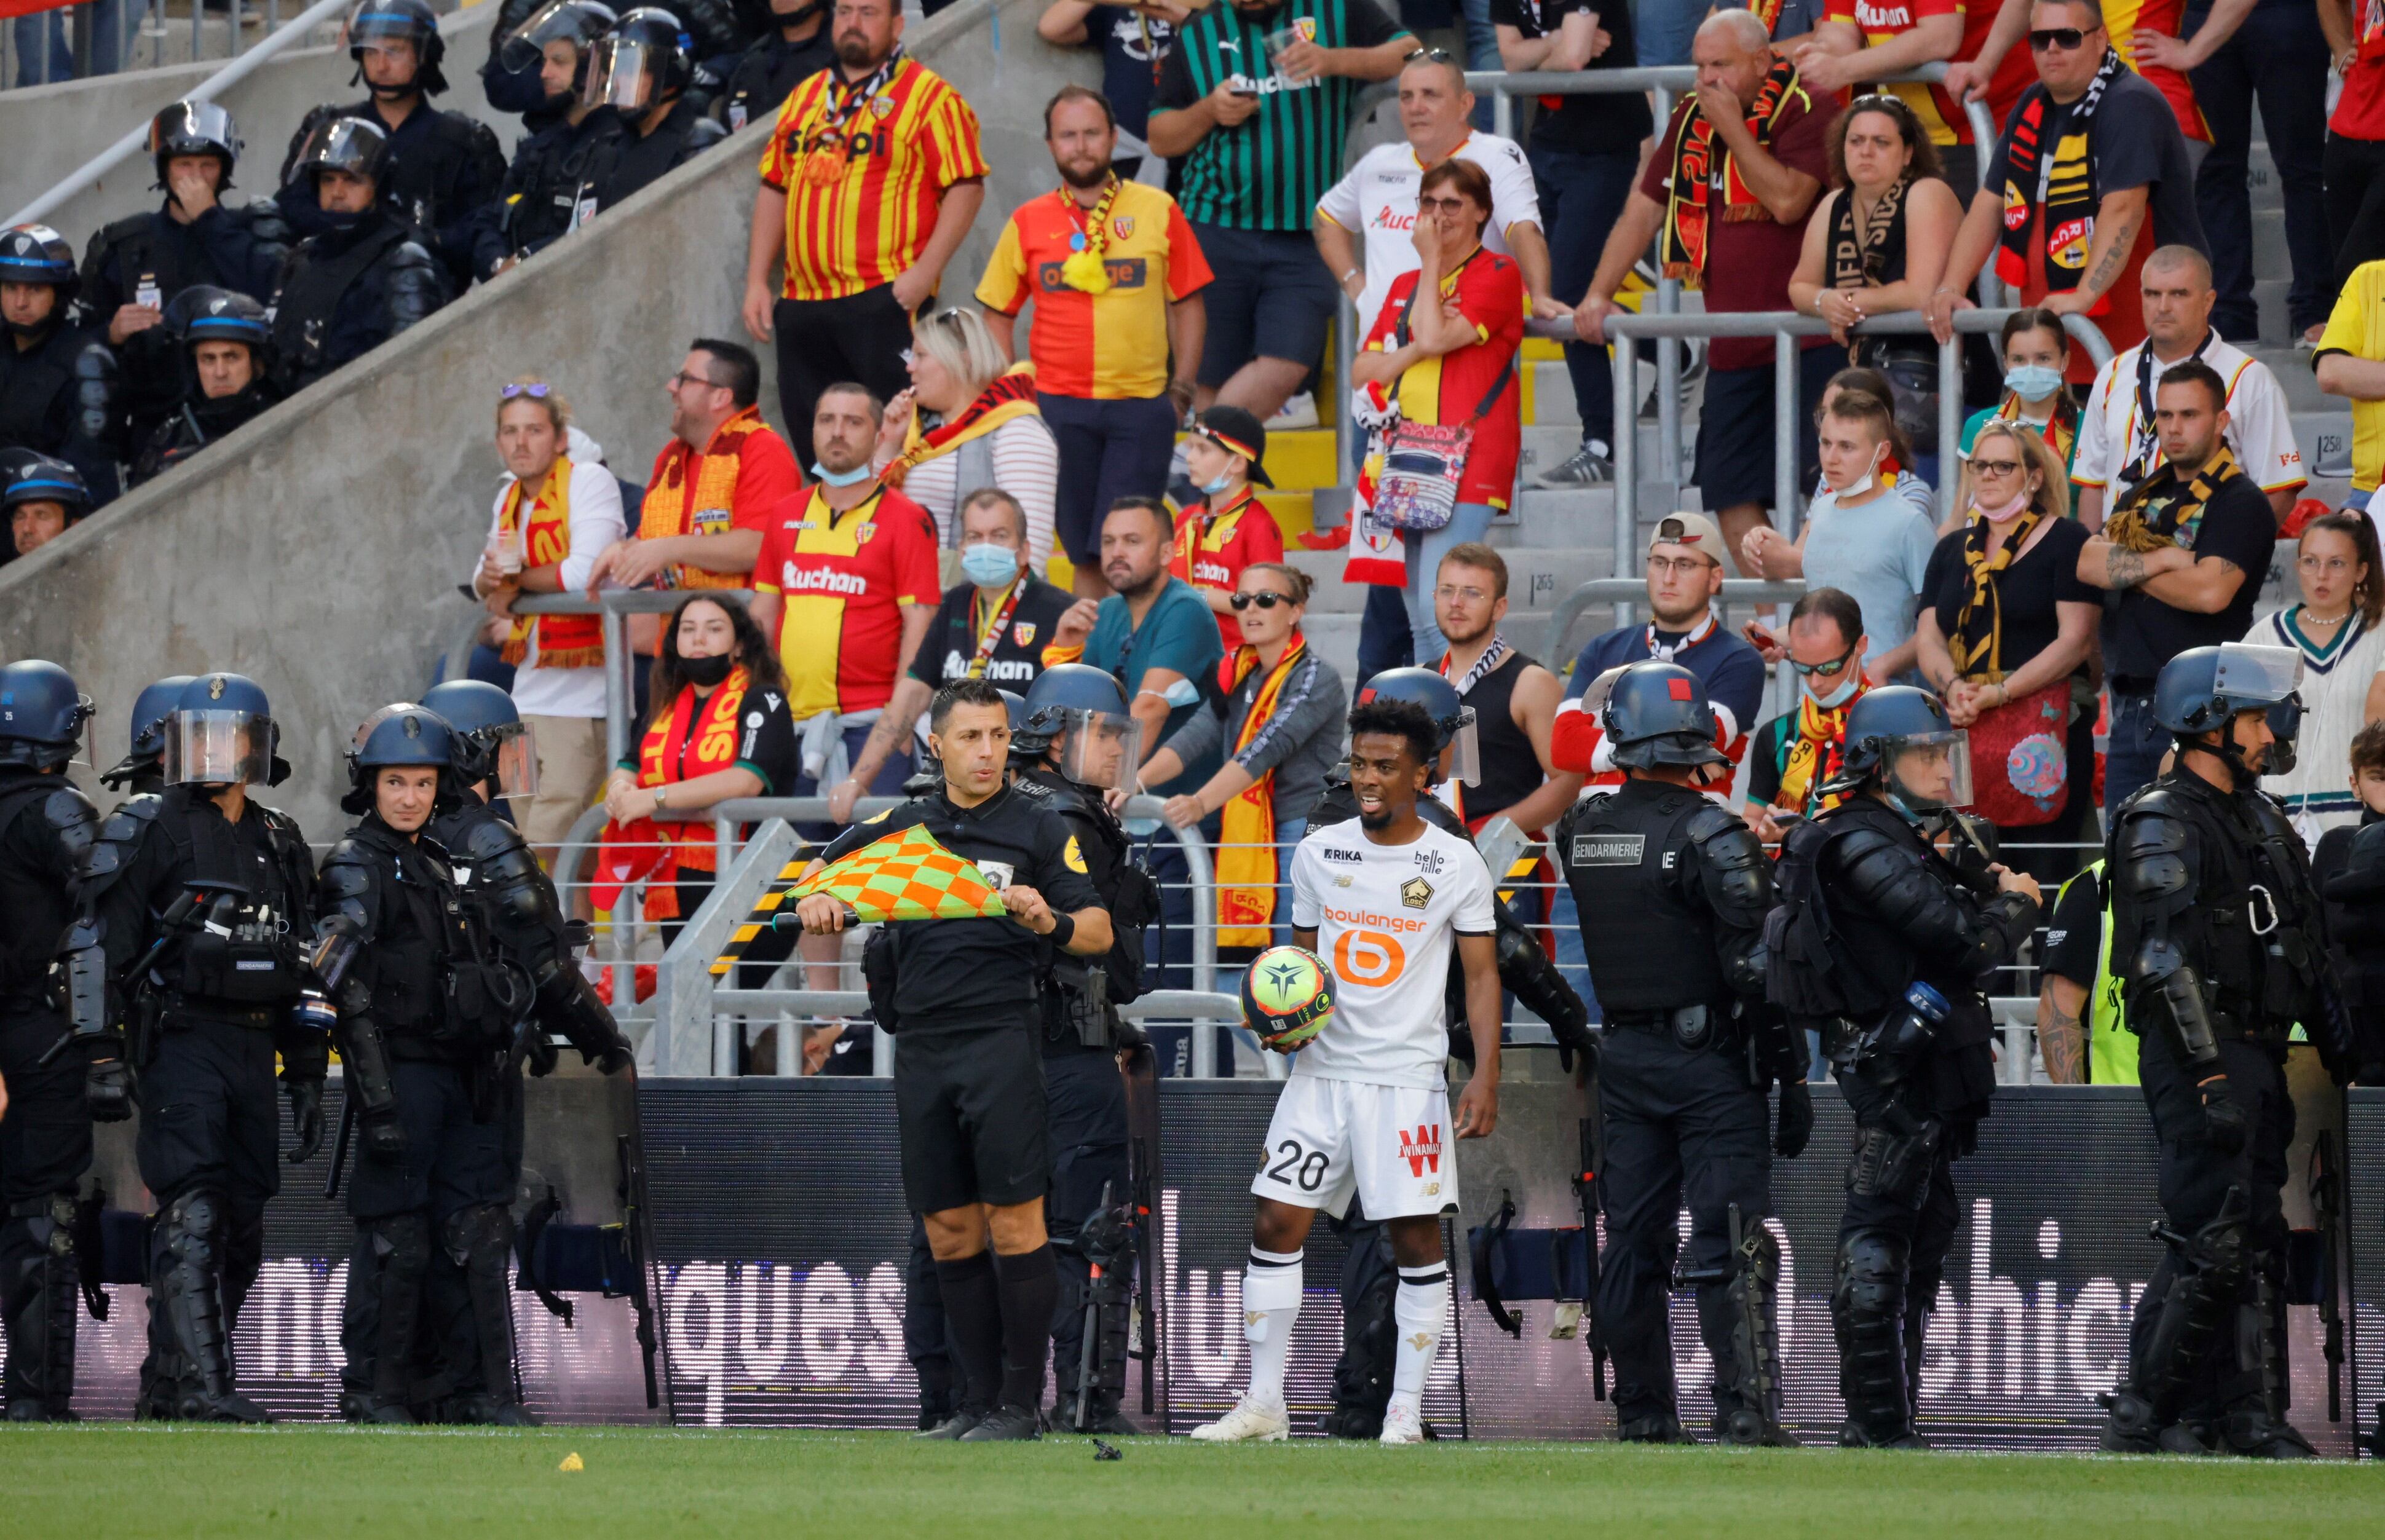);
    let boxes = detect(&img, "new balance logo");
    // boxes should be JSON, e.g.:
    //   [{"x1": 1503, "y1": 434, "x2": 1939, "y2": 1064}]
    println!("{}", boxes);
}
[{"x1": 1398, "y1": 1123, "x2": 1442, "y2": 1177}]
